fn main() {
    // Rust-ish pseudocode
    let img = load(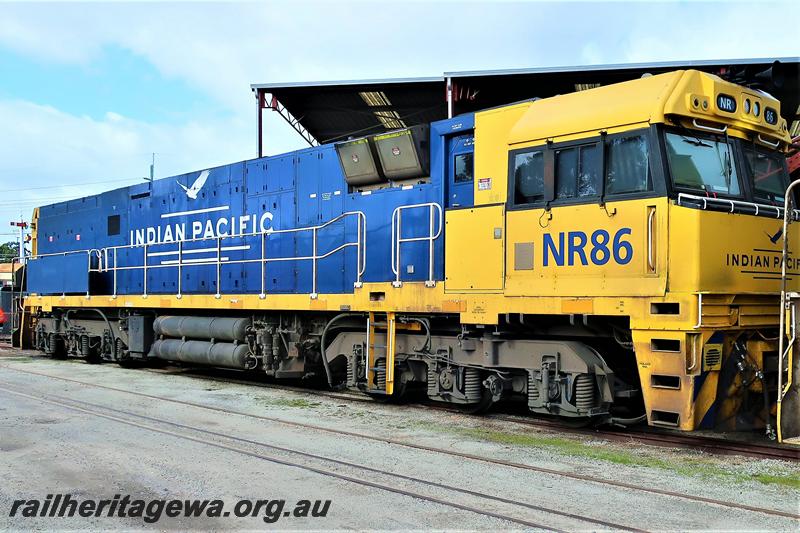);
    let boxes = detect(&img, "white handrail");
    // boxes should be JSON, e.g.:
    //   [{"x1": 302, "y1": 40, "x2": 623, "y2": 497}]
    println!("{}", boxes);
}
[
  {"x1": 31, "y1": 248, "x2": 104, "y2": 264},
  {"x1": 390, "y1": 202, "x2": 443, "y2": 288},
  {"x1": 677, "y1": 192, "x2": 800, "y2": 220},
  {"x1": 29, "y1": 211, "x2": 367, "y2": 300},
  {"x1": 27, "y1": 248, "x2": 102, "y2": 297},
  {"x1": 647, "y1": 208, "x2": 656, "y2": 272},
  {"x1": 757, "y1": 134, "x2": 780, "y2": 149},
  {"x1": 693, "y1": 293, "x2": 704, "y2": 329},
  {"x1": 692, "y1": 119, "x2": 728, "y2": 134}
]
